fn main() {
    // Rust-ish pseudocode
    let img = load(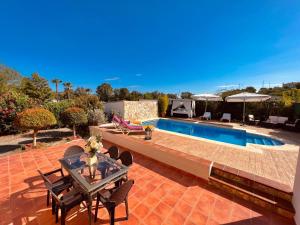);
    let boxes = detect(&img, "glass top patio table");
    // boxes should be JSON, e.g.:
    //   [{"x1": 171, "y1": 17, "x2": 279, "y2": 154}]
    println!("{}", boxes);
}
[{"x1": 59, "y1": 152, "x2": 128, "y2": 195}]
